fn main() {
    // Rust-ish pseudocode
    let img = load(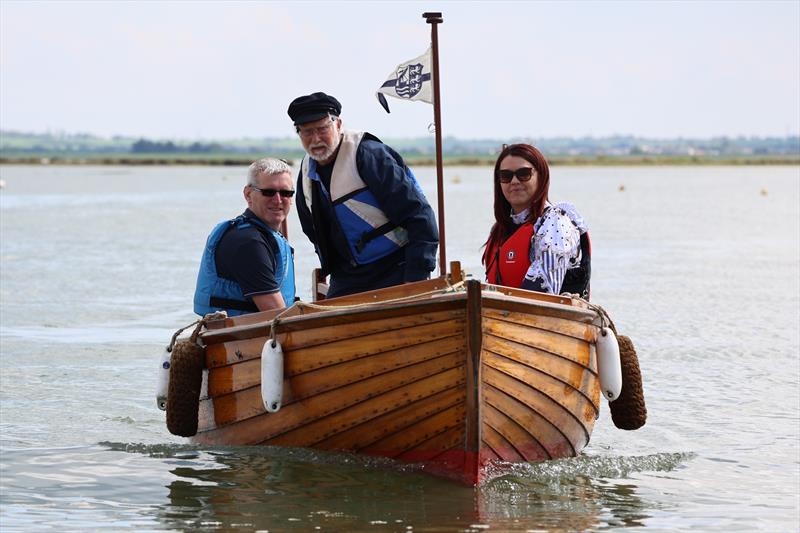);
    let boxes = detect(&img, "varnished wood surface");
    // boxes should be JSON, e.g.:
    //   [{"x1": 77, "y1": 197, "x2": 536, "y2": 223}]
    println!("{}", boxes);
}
[
  {"x1": 196, "y1": 363, "x2": 465, "y2": 446},
  {"x1": 464, "y1": 280, "x2": 482, "y2": 456},
  {"x1": 188, "y1": 280, "x2": 604, "y2": 484},
  {"x1": 200, "y1": 292, "x2": 466, "y2": 344},
  {"x1": 200, "y1": 279, "x2": 598, "y2": 345}
]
